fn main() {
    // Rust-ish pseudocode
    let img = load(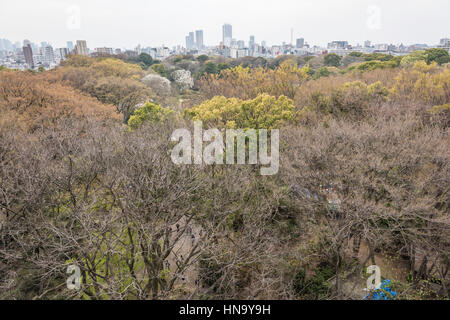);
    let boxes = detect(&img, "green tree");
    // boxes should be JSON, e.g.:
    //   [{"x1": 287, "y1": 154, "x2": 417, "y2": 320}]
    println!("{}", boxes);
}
[
  {"x1": 424, "y1": 48, "x2": 450, "y2": 65},
  {"x1": 348, "y1": 52, "x2": 363, "y2": 57},
  {"x1": 400, "y1": 50, "x2": 428, "y2": 66},
  {"x1": 313, "y1": 67, "x2": 331, "y2": 79},
  {"x1": 150, "y1": 63, "x2": 167, "y2": 77},
  {"x1": 363, "y1": 53, "x2": 393, "y2": 61},
  {"x1": 217, "y1": 63, "x2": 229, "y2": 73},
  {"x1": 203, "y1": 61, "x2": 218, "y2": 75},
  {"x1": 128, "y1": 102, "x2": 174, "y2": 129},
  {"x1": 197, "y1": 55, "x2": 210, "y2": 63},
  {"x1": 324, "y1": 53, "x2": 342, "y2": 67},
  {"x1": 139, "y1": 53, "x2": 154, "y2": 68}
]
